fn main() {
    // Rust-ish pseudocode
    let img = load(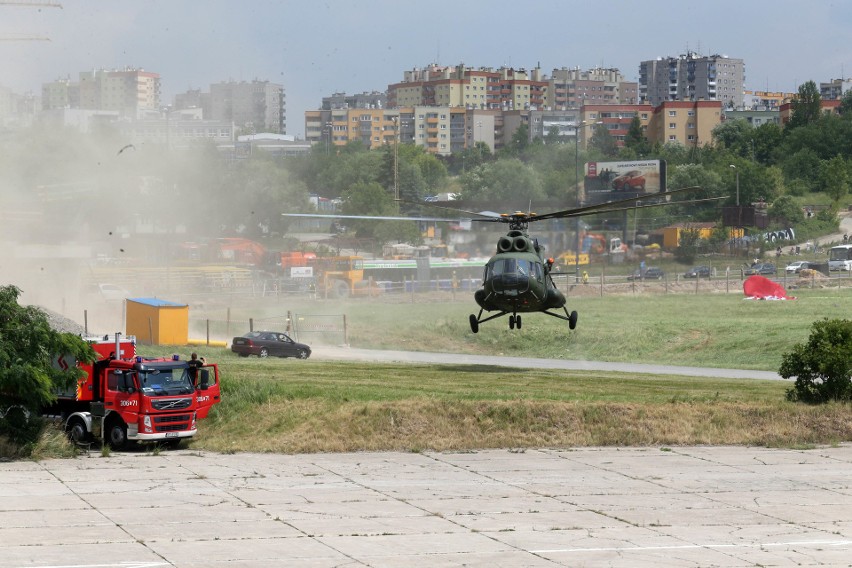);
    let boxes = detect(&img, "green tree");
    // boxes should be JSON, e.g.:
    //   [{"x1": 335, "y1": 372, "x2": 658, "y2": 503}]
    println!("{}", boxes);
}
[
  {"x1": 502, "y1": 123, "x2": 531, "y2": 158},
  {"x1": 0, "y1": 286, "x2": 96, "y2": 445},
  {"x1": 544, "y1": 125, "x2": 561, "y2": 145},
  {"x1": 781, "y1": 318, "x2": 852, "y2": 403},
  {"x1": 839, "y1": 90, "x2": 852, "y2": 116},
  {"x1": 712, "y1": 119, "x2": 752, "y2": 151},
  {"x1": 623, "y1": 115, "x2": 650, "y2": 156},
  {"x1": 589, "y1": 124, "x2": 618, "y2": 158},
  {"x1": 781, "y1": 148, "x2": 821, "y2": 190},
  {"x1": 214, "y1": 158, "x2": 310, "y2": 237},
  {"x1": 787, "y1": 81, "x2": 822, "y2": 130},
  {"x1": 374, "y1": 220, "x2": 423, "y2": 246},
  {"x1": 751, "y1": 122, "x2": 783, "y2": 165},
  {"x1": 413, "y1": 151, "x2": 448, "y2": 194},
  {"x1": 459, "y1": 159, "x2": 544, "y2": 202},
  {"x1": 768, "y1": 195, "x2": 803, "y2": 226},
  {"x1": 819, "y1": 155, "x2": 850, "y2": 203},
  {"x1": 724, "y1": 161, "x2": 778, "y2": 205},
  {"x1": 340, "y1": 181, "x2": 394, "y2": 238},
  {"x1": 674, "y1": 227, "x2": 701, "y2": 264}
]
